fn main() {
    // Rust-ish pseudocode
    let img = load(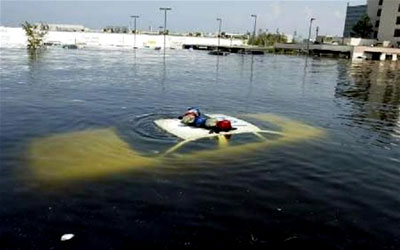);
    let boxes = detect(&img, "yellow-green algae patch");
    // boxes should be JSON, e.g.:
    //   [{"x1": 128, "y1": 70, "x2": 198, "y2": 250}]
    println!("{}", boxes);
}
[{"x1": 29, "y1": 128, "x2": 157, "y2": 181}]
